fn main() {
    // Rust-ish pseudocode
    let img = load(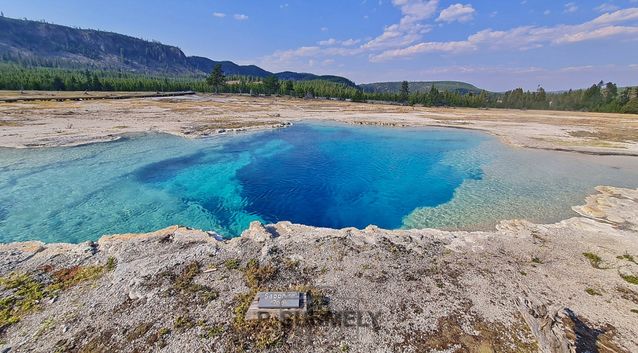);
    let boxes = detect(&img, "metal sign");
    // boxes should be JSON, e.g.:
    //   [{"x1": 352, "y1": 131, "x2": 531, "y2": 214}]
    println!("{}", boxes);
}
[{"x1": 258, "y1": 292, "x2": 302, "y2": 309}]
